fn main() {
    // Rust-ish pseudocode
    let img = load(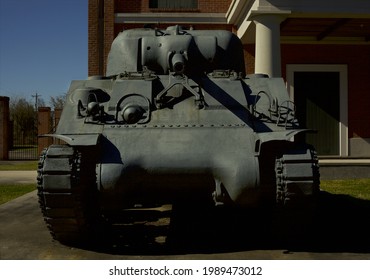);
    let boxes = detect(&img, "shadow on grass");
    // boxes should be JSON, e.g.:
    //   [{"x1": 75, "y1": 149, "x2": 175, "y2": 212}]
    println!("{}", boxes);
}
[{"x1": 74, "y1": 191, "x2": 370, "y2": 256}]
